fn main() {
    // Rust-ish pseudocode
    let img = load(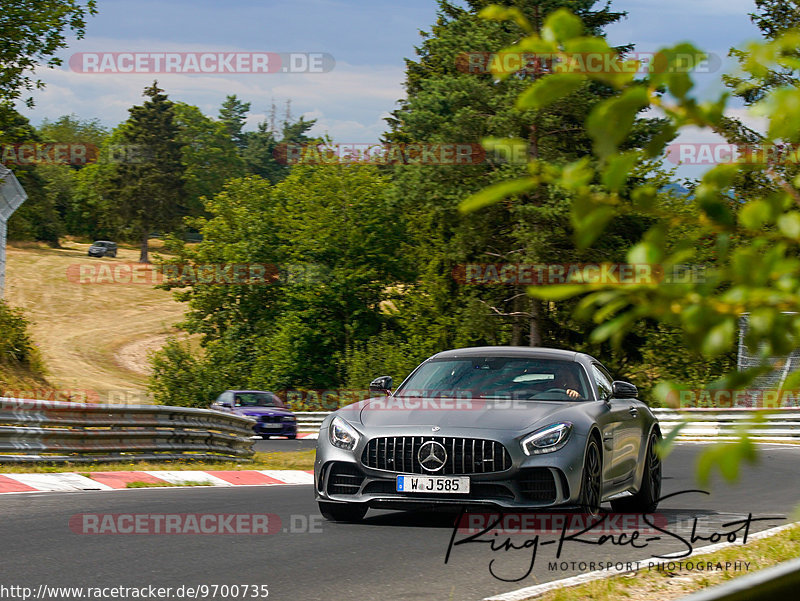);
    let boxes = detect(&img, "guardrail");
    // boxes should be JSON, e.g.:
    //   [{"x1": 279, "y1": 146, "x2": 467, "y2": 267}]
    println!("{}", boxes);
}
[
  {"x1": 653, "y1": 407, "x2": 800, "y2": 441},
  {"x1": 0, "y1": 397, "x2": 256, "y2": 463},
  {"x1": 296, "y1": 408, "x2": 800, "y2": 440},
  {"x1": 296, "y1": 411, "x2": 330, "y2": 432}
]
